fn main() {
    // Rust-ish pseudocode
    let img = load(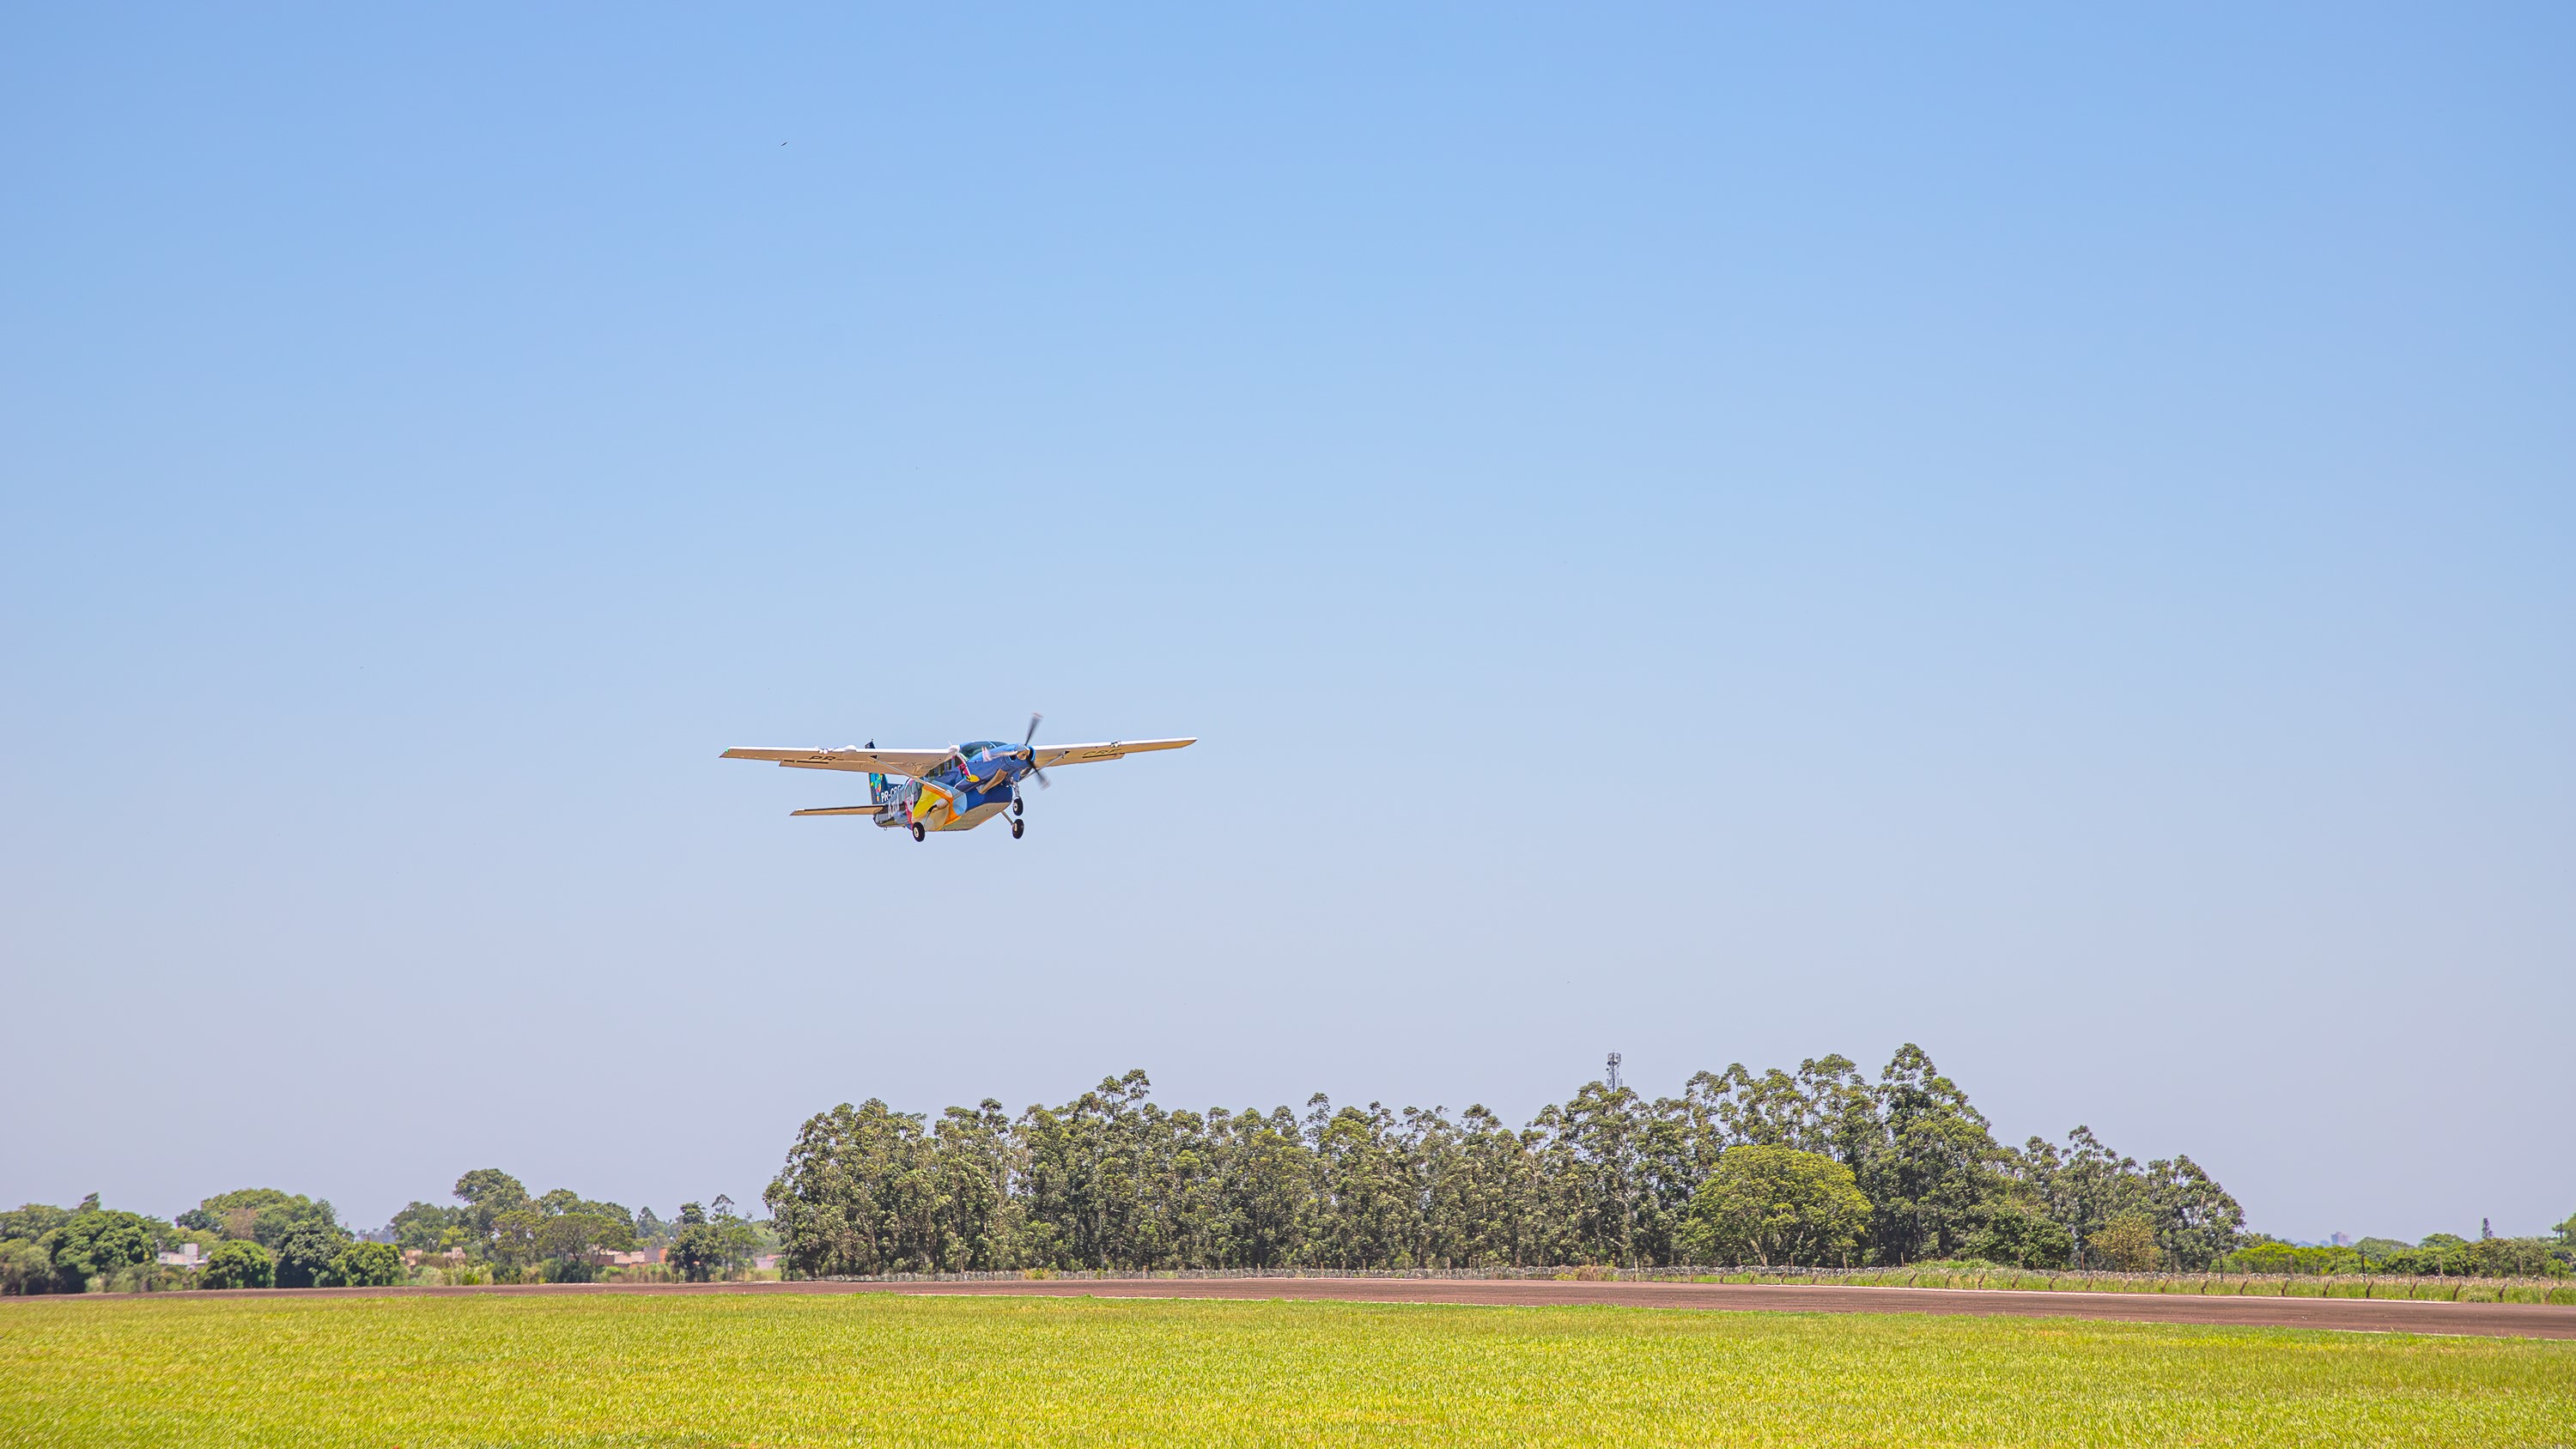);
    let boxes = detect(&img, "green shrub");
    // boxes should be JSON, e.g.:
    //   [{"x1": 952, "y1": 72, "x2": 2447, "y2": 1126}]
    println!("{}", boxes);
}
[
  {"x1": 541, "y1": 1257, "x2": 598, "y2": 1284},
  {"x1": 2468, "y1": 1238, "x2": 2567, "y2": 1278},
  {"x1": 668, "y1": 1223, "x2": 727, "y2": 1282},
  {"x1": 201, "y1": 1240, "x2": 275, "y2": 1290},
  {"x1": 325, "y1": 1242, "x2": 405, "y2": 1288},
  {"x1": 2090, "y1": 1213, "x2": 2161, "y2": 1271},
  {"x1": 1963, "y1": 1207, "x2": 2074, "y2": 1270},
  {"x1": 2225, "y1": 1242, "x2": 2355, "y2": 1276},
  {"x1": 273, "y1": 1223, "x2": 352, "y2": 1288},
  {"x1": 0, "y1": 1240, "x2": 54, "y2": 1295}
]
